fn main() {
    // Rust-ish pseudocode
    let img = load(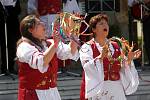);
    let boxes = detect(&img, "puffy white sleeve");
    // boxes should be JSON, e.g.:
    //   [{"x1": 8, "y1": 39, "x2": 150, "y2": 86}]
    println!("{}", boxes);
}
[
  {"x1": 27, "y1": 0, "x2": 38, "y2": 14},
  {"x1": 120, "y1": 60, "x2": 139, "y2": 95},
  {"x1": 17, "y1": 42, "x2": 48, "y2": 73},
  {"x1": 79, "y1": 44, "x2": 104, "y2": 98},
  {"x1": 56, "y1": 42, "x2": 79, "y2": 61}
]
